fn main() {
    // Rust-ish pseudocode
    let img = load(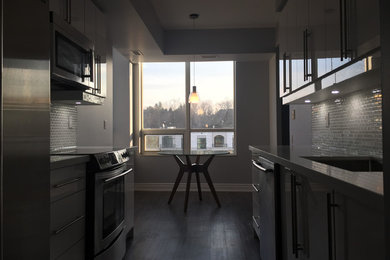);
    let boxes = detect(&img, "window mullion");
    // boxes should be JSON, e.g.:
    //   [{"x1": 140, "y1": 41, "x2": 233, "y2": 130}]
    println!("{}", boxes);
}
[{"x1": 185, "y1": 61, "x2": 191, "y2": 153}]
